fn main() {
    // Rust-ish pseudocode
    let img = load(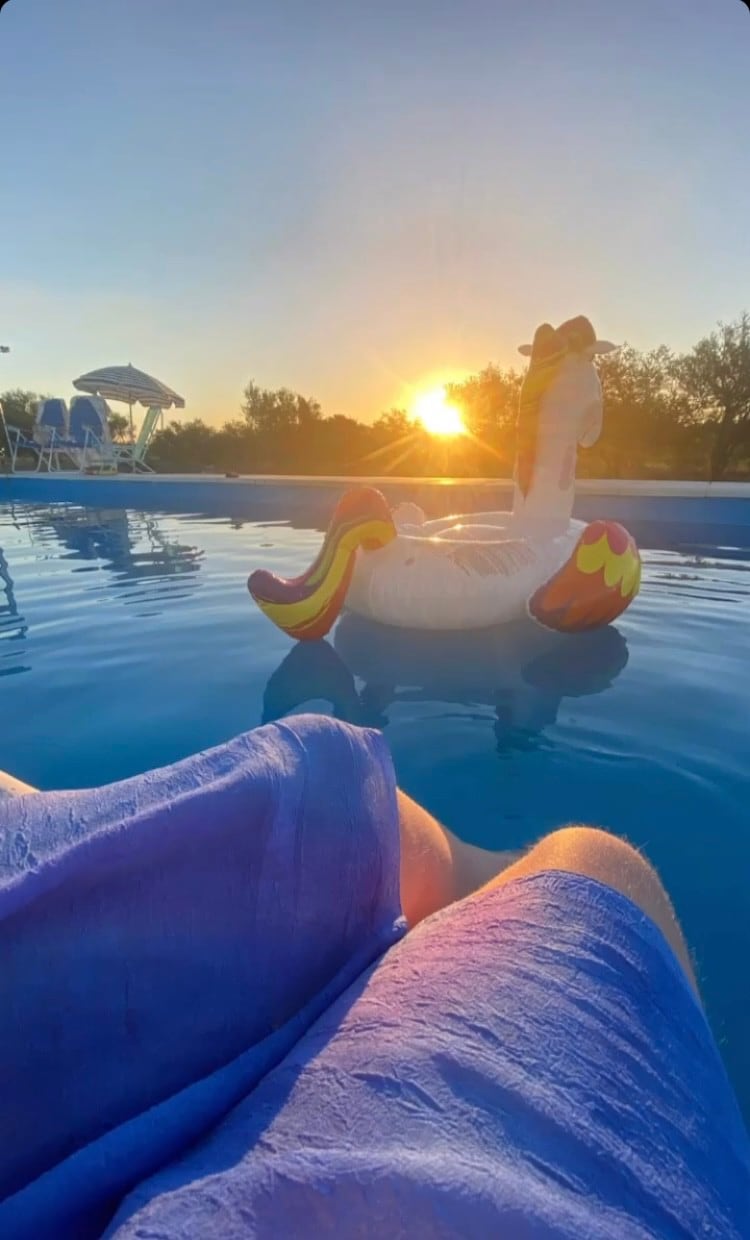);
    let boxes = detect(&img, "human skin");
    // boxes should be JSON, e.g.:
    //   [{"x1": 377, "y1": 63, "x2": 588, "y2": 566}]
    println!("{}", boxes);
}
[{"x1": 396, "y1": 790, "x2": 698, "y2": 995}]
